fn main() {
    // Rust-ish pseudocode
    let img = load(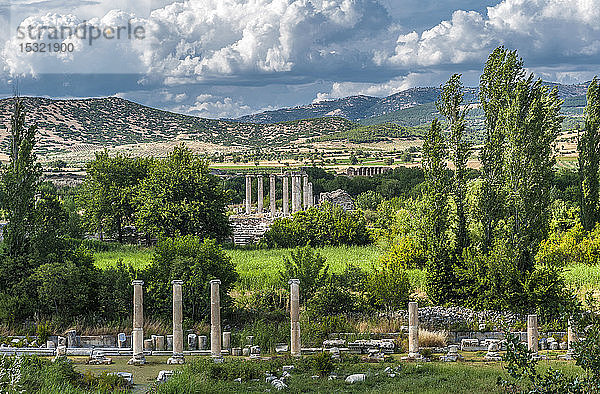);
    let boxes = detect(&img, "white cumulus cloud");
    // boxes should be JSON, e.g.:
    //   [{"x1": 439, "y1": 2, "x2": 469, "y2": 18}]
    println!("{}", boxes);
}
[{"x1": 384, "y1": 0, "x2": 600, "y2": 68}]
